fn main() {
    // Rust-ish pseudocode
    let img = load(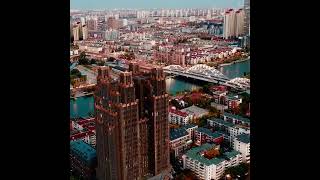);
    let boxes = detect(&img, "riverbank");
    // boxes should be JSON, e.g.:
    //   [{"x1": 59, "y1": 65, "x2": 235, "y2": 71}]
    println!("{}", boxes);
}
[
  {"x1": 219, "y1": 58, "x2": 250, "y2": 67},
  {"x1": 70, "y1": 92, "x2": 94, "y2": 99}
]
